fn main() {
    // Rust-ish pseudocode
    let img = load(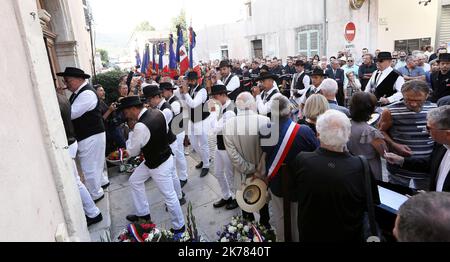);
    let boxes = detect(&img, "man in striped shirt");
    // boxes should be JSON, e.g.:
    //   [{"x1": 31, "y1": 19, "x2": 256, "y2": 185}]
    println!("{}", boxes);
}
[{"x1": 379, "y1": 80, "x2": 437, "y2": 190}]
